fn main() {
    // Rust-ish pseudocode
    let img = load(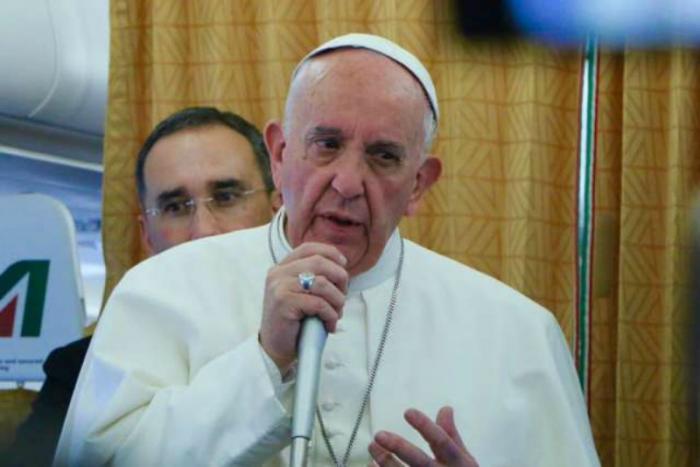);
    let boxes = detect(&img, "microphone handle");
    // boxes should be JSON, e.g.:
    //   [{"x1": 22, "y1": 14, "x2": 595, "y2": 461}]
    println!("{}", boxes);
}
[{"x1": 290, "y1": 317, "x2": 328, "y2": 466}]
